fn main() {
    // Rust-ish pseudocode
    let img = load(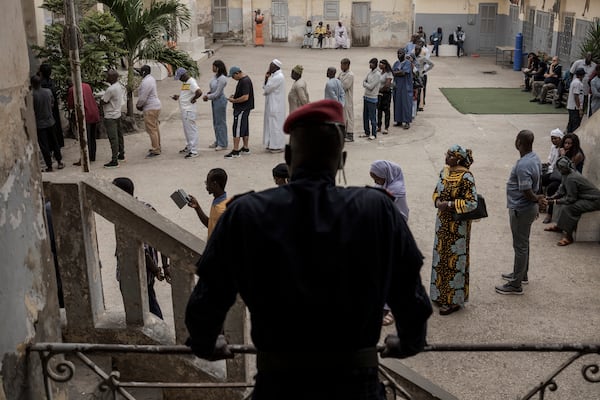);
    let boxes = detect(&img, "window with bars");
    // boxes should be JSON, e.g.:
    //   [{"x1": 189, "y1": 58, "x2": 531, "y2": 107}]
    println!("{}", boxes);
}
[{"x1": 324, "y1": 1, "x2": 339, "y2": 20}]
